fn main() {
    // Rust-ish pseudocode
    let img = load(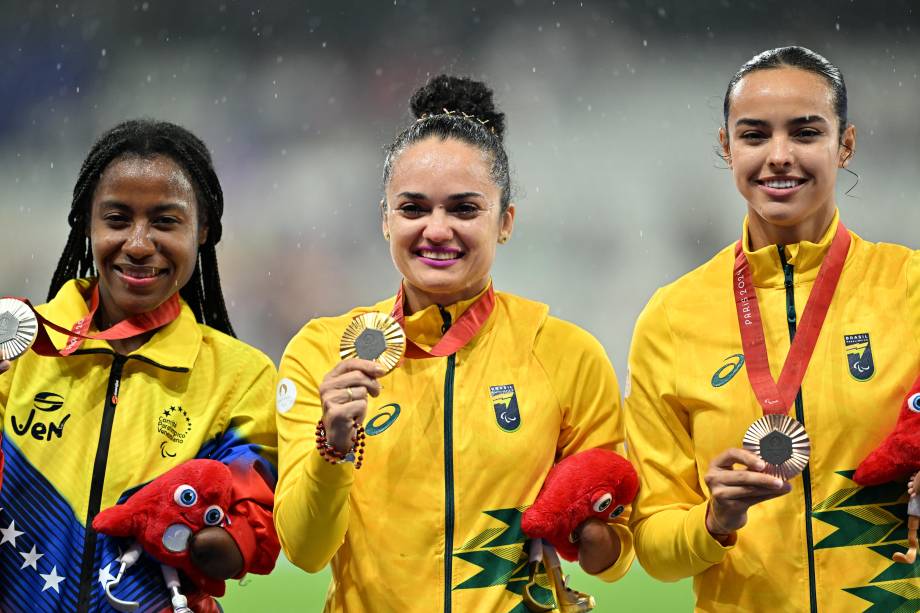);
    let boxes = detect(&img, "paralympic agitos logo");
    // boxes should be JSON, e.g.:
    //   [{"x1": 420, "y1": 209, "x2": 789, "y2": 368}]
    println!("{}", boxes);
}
[{"x1": 11, "y1": 392, "x2": 71, "y2": 441}]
